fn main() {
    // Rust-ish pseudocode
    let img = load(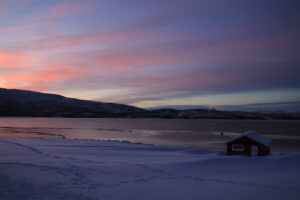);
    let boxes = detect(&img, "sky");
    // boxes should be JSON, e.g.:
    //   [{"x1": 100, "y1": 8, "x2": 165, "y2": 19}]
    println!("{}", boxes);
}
[{"x1": 0, "y1": 0, "x2": 299, "y2": 111}]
